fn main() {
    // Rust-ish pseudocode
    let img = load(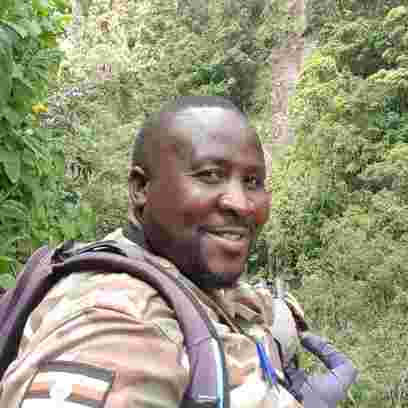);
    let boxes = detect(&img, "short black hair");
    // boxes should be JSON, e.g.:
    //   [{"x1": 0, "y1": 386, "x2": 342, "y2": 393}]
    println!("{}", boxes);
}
[{"x1": 130, "y1": 96, "x2": 246, "y2": 170}]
